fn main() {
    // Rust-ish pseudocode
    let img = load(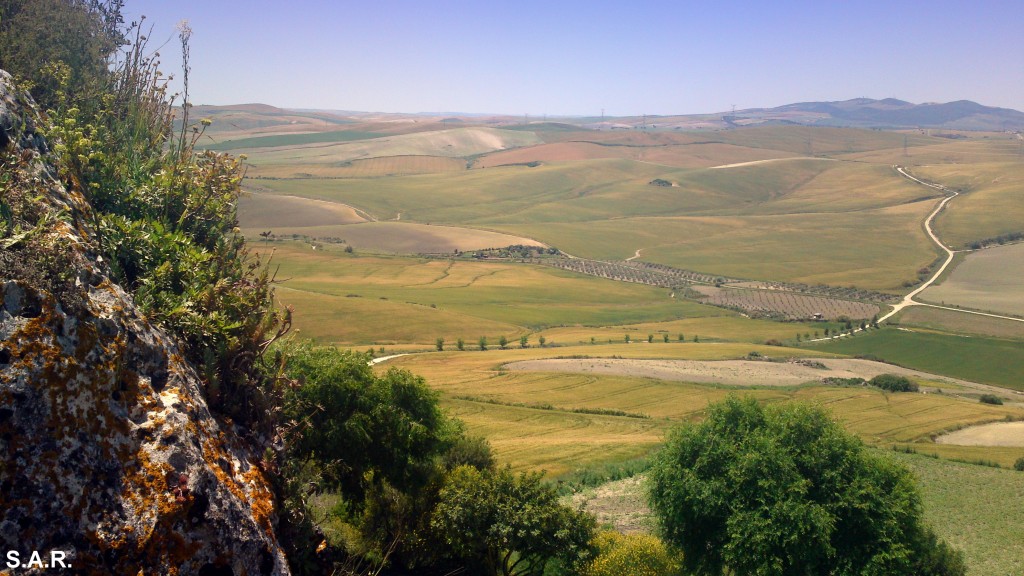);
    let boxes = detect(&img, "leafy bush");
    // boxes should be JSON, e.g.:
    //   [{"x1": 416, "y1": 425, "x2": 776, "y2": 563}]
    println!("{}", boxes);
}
[
  {"x1": 869, "y1": 373, "x2": 919, "y2": 392},
  {"x1": 1014, "y1": 457, "x2": 1024, "y2": 472},
  {"x1": 979, "y1": 394, "x2": 1003, "y2": 405},
  {"x1": 432, "y1": 465, "x2": 594, "y2": 576}
]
